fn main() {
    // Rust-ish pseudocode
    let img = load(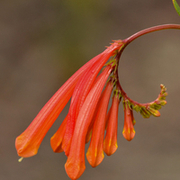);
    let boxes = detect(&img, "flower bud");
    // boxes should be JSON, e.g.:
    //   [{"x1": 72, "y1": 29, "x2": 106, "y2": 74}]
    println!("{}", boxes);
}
[{"x1": 122, "y1": 100, "x2": 135, "y2": 141}]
